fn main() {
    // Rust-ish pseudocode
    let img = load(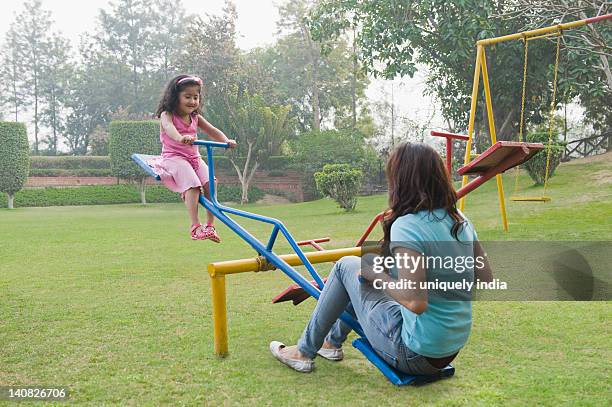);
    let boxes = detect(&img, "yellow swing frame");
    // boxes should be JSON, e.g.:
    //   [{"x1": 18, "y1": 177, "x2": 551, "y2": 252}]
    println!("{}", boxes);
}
[{"x1": 459, "y1": 14, "x2": 611, "y2": 230}]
